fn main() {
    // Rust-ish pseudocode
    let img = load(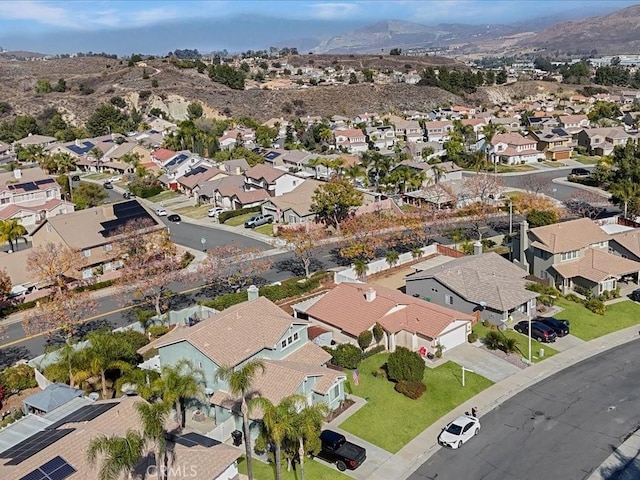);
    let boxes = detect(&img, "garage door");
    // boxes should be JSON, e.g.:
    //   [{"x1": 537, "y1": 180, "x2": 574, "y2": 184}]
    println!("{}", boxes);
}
[{"x1": 438, "y1": 325, "x2": 467, "y2": 351}]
